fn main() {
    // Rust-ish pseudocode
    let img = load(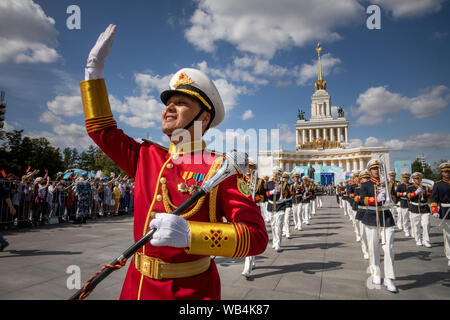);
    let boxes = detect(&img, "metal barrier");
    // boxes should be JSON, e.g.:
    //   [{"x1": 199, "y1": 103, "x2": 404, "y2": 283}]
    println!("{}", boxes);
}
[{"x1": 0, "y1": 179, "x2": 134, "y2": 230}]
